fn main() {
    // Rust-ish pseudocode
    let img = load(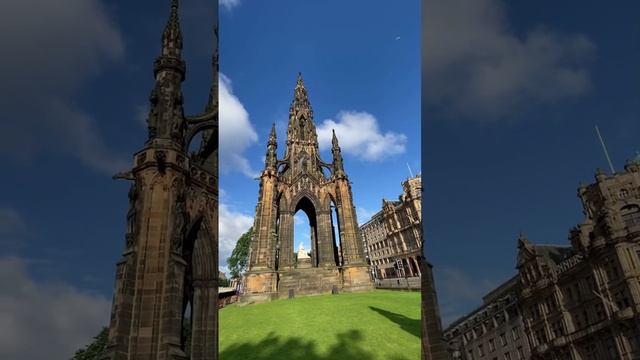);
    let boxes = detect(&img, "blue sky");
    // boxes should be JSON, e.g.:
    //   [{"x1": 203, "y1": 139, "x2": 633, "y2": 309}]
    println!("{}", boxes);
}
[{"x1": 424, "y1": 0, "x2": 640, "y2": 326}]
